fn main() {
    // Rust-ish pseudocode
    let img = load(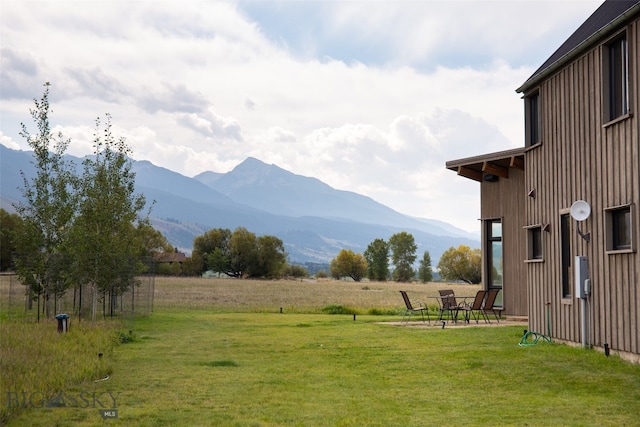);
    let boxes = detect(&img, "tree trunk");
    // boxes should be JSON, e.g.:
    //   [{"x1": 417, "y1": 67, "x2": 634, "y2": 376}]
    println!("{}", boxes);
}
[
  {"x1": 91, "y1": 283, "x2": 97, "y2": 322},
  {"x1": 78, "y1": 283, "x2": 82, "y2": 322}
]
